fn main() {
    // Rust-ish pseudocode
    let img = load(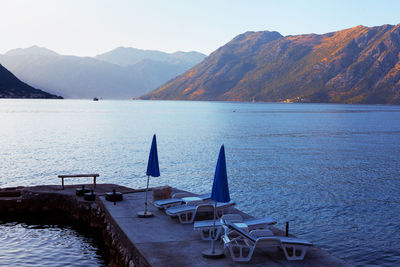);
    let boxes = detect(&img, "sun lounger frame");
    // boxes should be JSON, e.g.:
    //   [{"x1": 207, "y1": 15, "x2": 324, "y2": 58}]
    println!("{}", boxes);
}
[
  {"x1": 166, "y1": 201, "x2": 235, "y2": 224},
  {"x1": 153, "y1": 193, "x2": 211, "y2": 210},
  {"x1": 194, "y1": 214, "x2": 277, "y2": 240},
  {"x1": 222, "y1": 221, "x2": 312, "y2": 261}
]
